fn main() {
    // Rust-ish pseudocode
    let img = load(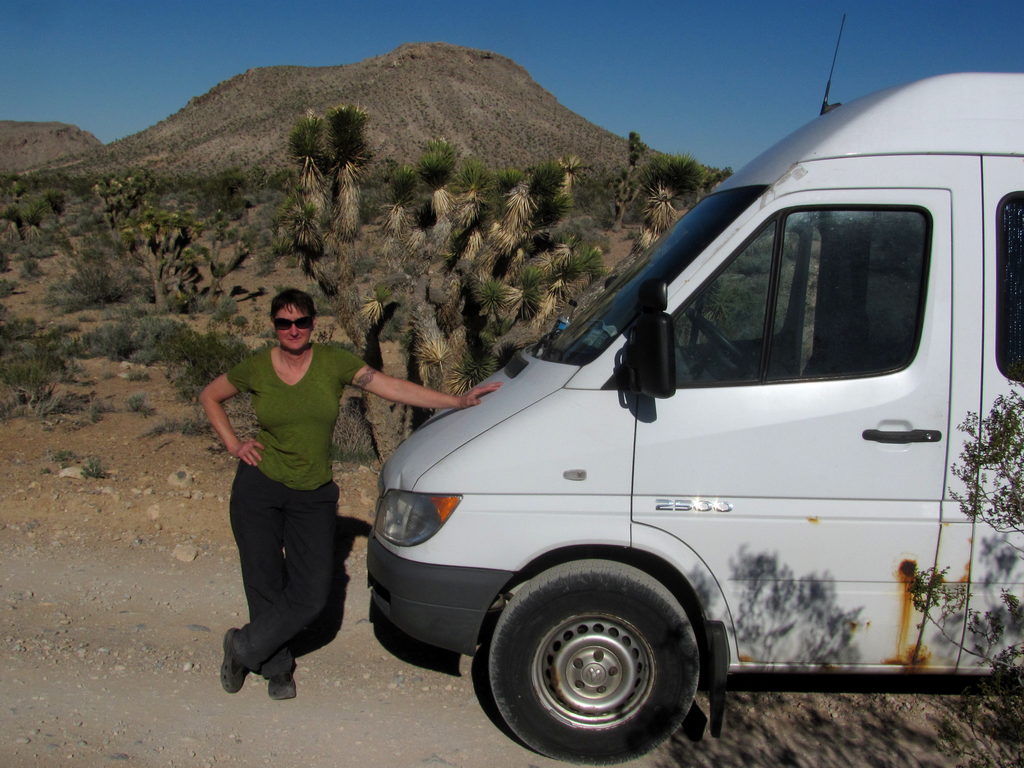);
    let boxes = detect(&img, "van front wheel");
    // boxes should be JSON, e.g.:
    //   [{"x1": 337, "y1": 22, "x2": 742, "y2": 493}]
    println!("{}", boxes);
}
[{"x1": 488, "y1": 560, "x2": 699, "y2": 764}]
